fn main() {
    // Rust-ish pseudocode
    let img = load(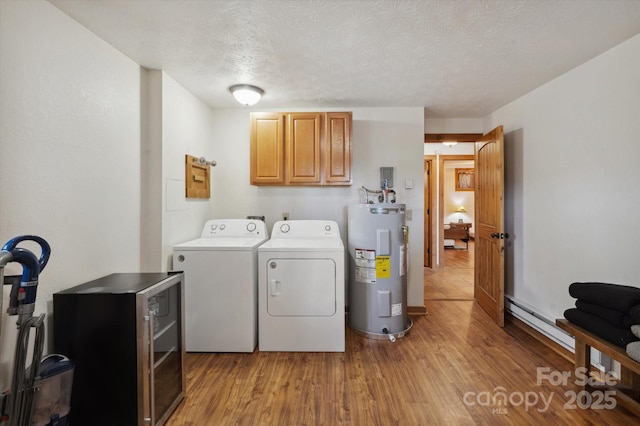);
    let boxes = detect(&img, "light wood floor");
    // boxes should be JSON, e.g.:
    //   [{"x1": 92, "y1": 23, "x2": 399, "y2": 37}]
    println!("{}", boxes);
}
[
  {"x1": 425, "y1": 240, "x2": 474, "y2": 300},
  {"x1": 166, "y1": 269, "x2": 639, "y2": 425}
]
